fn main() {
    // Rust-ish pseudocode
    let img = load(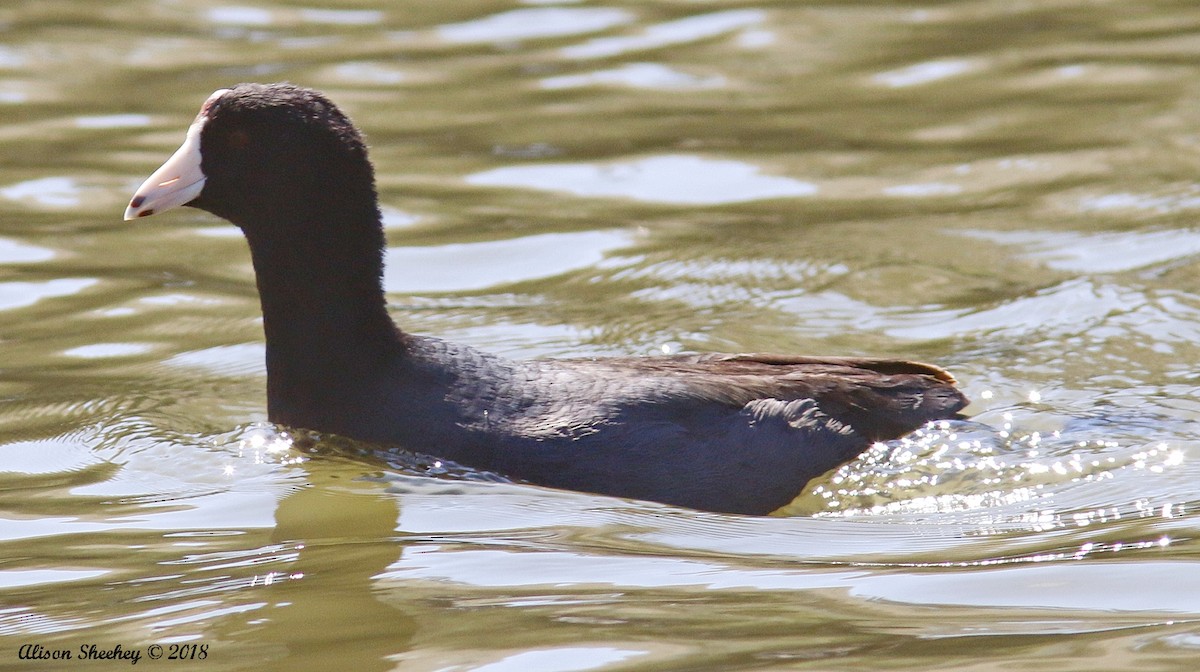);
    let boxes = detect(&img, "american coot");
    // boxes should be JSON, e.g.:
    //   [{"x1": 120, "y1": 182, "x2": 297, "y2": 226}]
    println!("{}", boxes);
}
[{"x1": 125, "y1": 83, "x2": 968, "y2": 515}]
